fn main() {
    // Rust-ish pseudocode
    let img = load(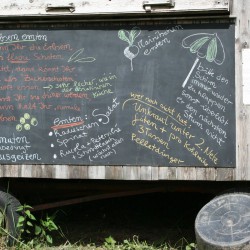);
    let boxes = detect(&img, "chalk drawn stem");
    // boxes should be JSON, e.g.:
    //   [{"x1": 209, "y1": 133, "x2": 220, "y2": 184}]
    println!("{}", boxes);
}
[{"x1": 182, "y1": 57, "x2": 199, "y2": 88}]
